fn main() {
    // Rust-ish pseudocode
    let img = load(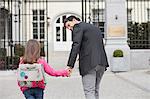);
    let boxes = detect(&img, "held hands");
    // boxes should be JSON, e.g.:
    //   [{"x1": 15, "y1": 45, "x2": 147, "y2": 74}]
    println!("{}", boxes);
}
[{"x1": 66, "y1": 66, "x2": 73, "y2": 77}]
